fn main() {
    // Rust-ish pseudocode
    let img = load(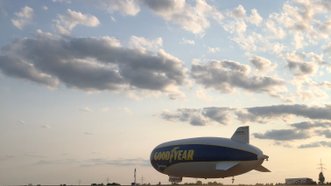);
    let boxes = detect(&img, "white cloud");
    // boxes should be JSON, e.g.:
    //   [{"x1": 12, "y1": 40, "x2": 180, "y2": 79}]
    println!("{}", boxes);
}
[
  {"x1": 223, "y1": 19, "x2": 247, "y2": 34},
  {"x1": 250, "y1": 55, "x2": 277, "y2": 73},
  {"x1": 54, "y1": 9, "x2": 100, "y2": 35},
  {"x1": 36, "y1": 29, "x2": 55, "y2": 38},
  {"x1": 180, "y1": 38, "x2": 195, "y2": 45},
  {"x1": 11, "y1": 6, "x2": 34, "y2": 29},
  {"x1": 208, "y1": 47, "x2": 220, "y2": 53},
  {"x1": 231, "y1": 5, "x2": 246, "y2": 18},
  {"x1": 129, "y1": 36, "x2": 163, "y2": 53},
  {"x1": 248, "y1": 9, "x2": 262, "y2": 25},
  {"x1": 293, "y1": 32, "x2": 304, "y2": 49},
  {"x1": 143, "y1": 0, "x2": 222, "y2": 34},
  {"x1": 254, "y1": 129, "x2": 310, "y2": 141},
  {"x1": 265, "y1": 18, "x2": 286, "y2": 39},
  {"x1": 0, "y1": 36, "x2": 186, "y2": 94},
  {"x1": 286, "y1": 52, "x2": 319, "y2": 77},
  {"x1": 52, "y1": 0, "x2": 72, "y2": 4},
  {"x1": 299, "y1": 141, "x2": 331, "y2": 148},
  {"x1": 103, "y1": 0, "x2": 140, "y2": 16},
  {"x1": 101, "y1": 36, "x2": 122, "y2": 47},
  {"x1": 195, "y1": 89, "x2": 212, "y2": 102},
  {"x1": 291, "y1": 78, "x2": 329, "y2": 101},
  {"x1": 162, "y1": 104, "x2": 331, "y2": 130},
  {"x1": 191, "y1": 60, "x2": 286, "y2": 96}
]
